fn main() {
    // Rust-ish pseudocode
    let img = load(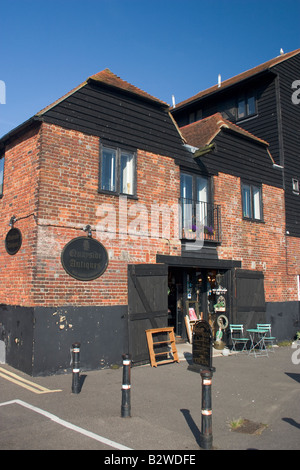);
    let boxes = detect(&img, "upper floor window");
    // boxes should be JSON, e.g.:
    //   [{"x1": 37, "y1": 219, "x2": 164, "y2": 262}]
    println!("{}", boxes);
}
[
  {"x1": 99, "y1": 146, "x2": 136, "y2": 196},
  {"x1": 181, "y1": 173, "x2": 209, "y2": 202},
  {"x1": 237, "y1": 92, "x2": 256, "y2": 120},
  {"x1": 0, "y1": 156, "x2": 4, "y2": 197},
  {"x1": 292, "y1": 178, "x2": 299, "y2": 195},
  {"x1": 242, "y1": 182, "x2": 263, "y2": 221},
  {"x1": 180, "y1": 173, "x2": 210, "y2": 228}
]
